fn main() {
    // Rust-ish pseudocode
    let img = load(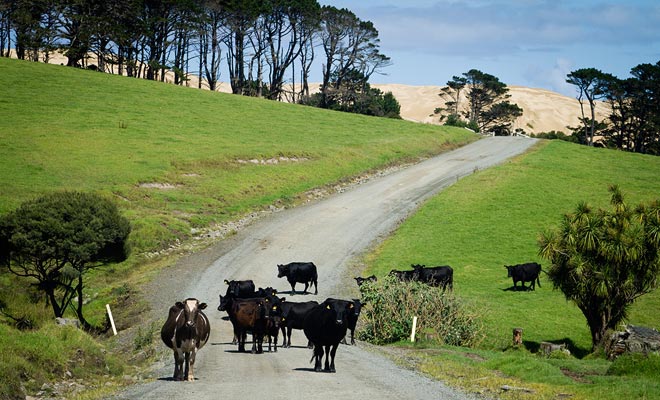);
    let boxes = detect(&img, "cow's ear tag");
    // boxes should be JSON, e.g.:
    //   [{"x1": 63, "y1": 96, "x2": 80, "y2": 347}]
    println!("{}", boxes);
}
[
  {"x1": 350, "y1": 304, "x2": 354, "y2": 309},
  {"x1": 326, "y1": 305, "x2": 331, "y2": 309},
  {"x1": 273, "y1": 306, "x2": 278, "y2": 310}
]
